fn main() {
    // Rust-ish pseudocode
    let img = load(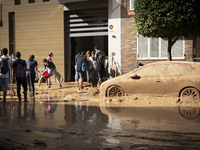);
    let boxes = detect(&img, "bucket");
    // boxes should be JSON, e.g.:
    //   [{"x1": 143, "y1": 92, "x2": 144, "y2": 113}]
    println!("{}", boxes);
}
[{"x1": 42, "y1": 71, "x2": 50, "y2": 80}]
